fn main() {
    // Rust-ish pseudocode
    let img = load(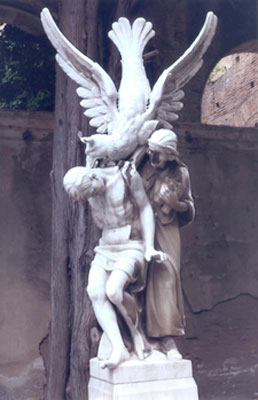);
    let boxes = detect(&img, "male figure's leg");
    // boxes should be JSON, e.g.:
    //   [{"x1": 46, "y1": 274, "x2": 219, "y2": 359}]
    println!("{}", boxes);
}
[
  {"x1": 87, "y1": 264, "x2": 129, "y2": 369},
  {"x1": 106, "y1": 263, "x2": 147, "y2": 360}
]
